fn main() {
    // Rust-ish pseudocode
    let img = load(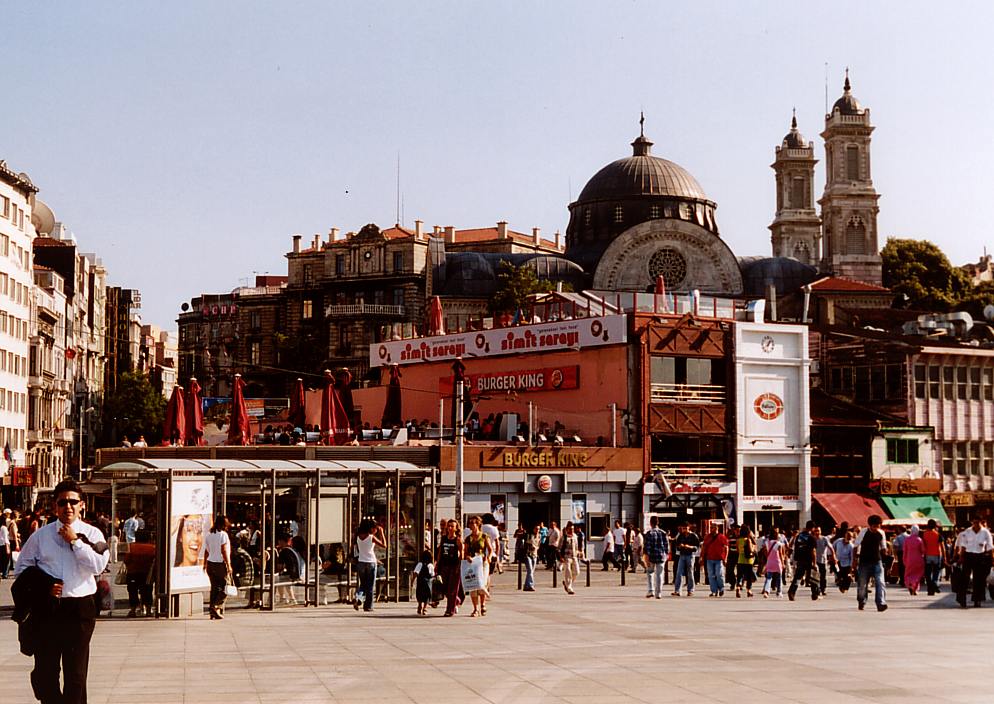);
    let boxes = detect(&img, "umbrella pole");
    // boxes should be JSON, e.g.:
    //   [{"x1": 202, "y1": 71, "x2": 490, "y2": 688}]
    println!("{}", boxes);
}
[{"x1": 269, "y1": 468, "x2": 277, "y2": 610}]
